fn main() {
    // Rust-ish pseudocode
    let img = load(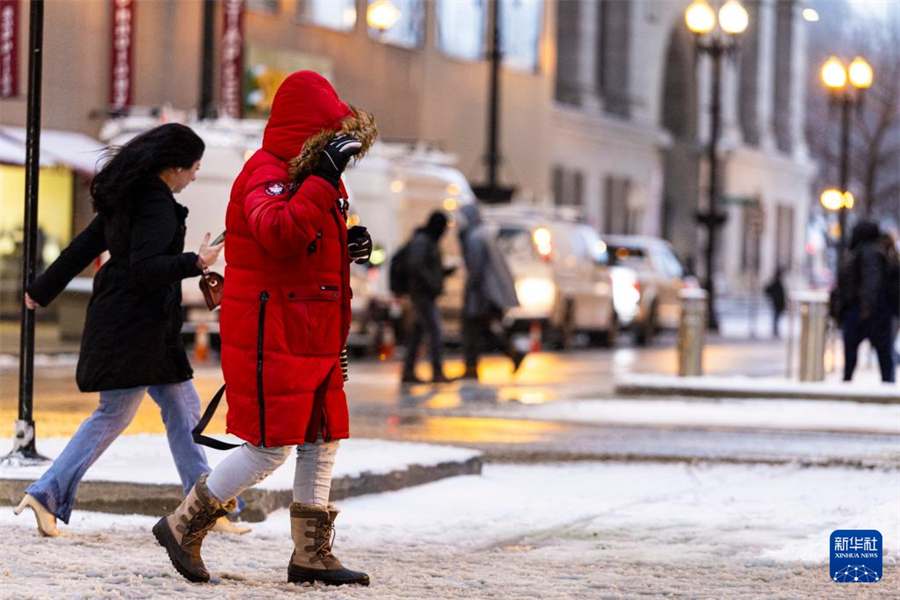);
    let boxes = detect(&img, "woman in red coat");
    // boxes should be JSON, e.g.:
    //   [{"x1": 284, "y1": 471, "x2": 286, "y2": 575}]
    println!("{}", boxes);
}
[{"x1": 154, "y1": 71, "x2": 376, "y2": 587}]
